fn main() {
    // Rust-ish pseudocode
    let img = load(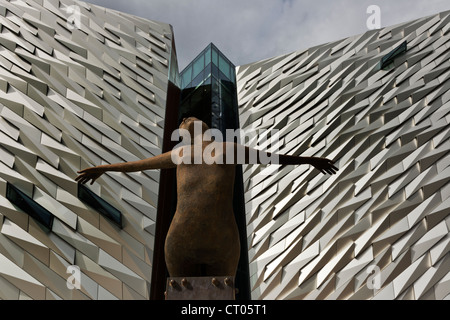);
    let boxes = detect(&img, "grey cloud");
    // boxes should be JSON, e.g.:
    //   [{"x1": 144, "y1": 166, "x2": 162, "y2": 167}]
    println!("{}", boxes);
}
[{"x1": 86, "y1": 0, "x2": 450, "y2": 70}]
